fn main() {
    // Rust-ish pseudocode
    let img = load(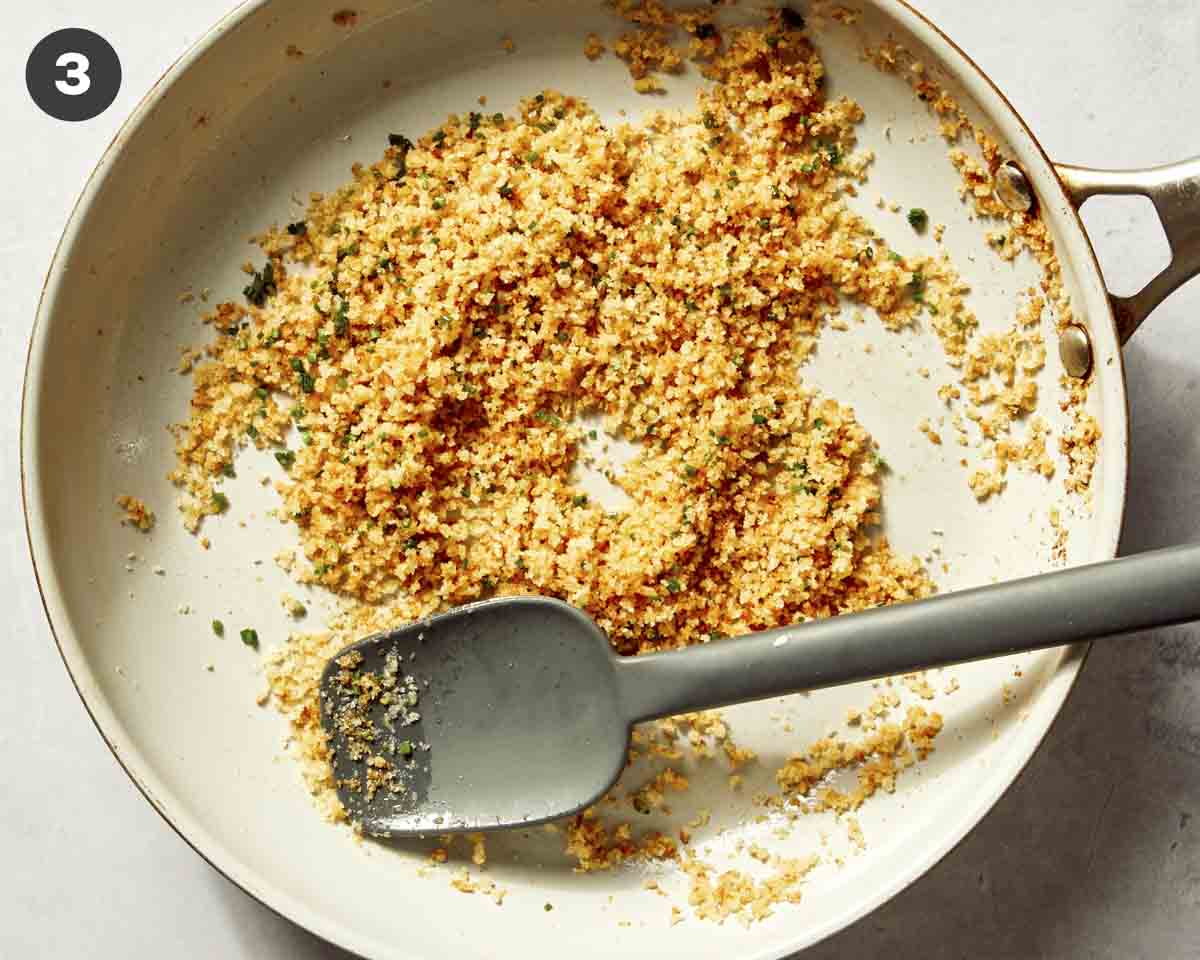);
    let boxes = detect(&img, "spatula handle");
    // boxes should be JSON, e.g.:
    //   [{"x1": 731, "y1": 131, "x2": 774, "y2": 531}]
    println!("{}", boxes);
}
[{"x1": 615, "y1": 545, "x2": 1200, "y2": 723}]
